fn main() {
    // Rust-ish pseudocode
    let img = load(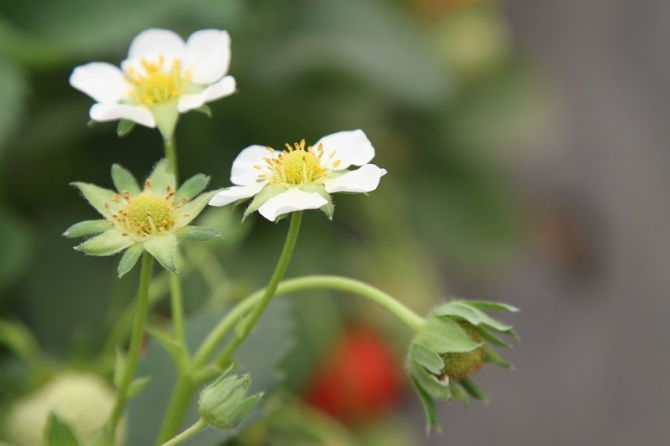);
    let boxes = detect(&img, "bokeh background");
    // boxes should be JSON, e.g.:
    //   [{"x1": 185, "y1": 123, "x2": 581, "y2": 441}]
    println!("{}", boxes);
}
[{"x1": 1, "y1": 0, "x2": 670, "y2": 445}]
